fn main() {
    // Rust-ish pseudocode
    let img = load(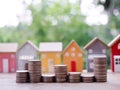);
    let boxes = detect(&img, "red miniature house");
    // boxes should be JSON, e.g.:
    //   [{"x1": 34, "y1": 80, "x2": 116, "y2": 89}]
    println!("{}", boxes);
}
[
  {"x1": 0, "y1": 43, "x2": 18, "y2": 73},
  {"x1": 108, "y1": 34, "x2": 120, "y2": 72}
]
